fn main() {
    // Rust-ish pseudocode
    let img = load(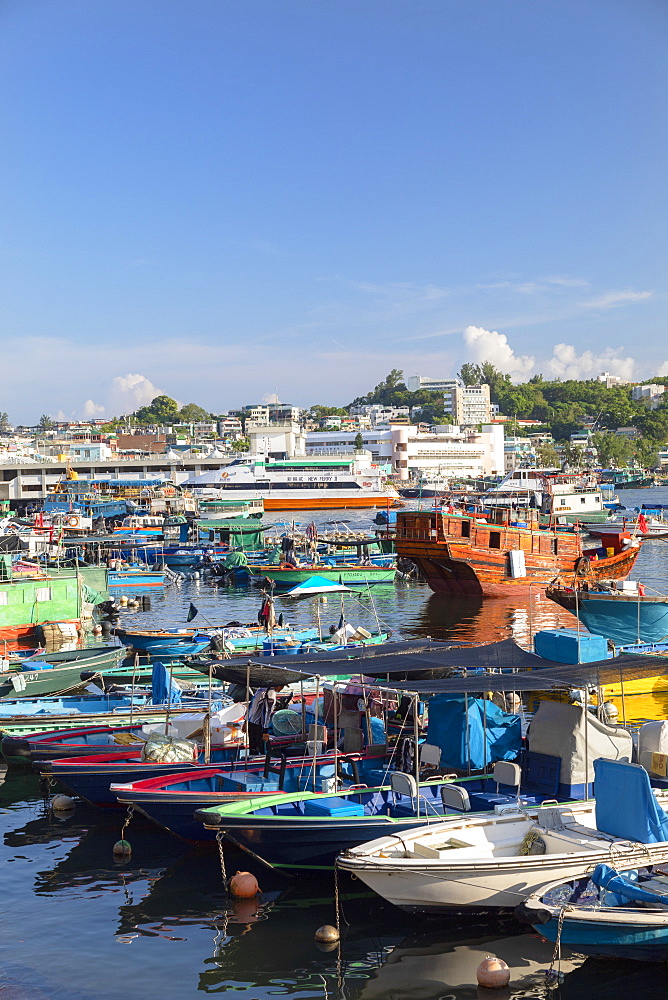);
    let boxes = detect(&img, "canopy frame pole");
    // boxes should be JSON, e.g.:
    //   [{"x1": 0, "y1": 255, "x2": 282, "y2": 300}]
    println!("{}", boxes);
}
[
  {"x1": 583, "y1": 686, "x2": 589, "y2": 802},
  {"x1": 413, "y1": 694, "x2": 420, "y2": 819}
]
